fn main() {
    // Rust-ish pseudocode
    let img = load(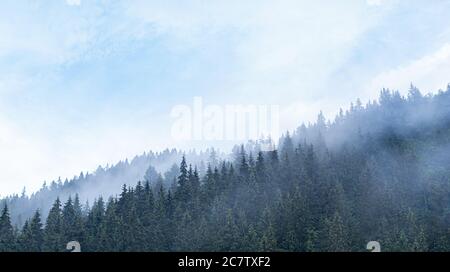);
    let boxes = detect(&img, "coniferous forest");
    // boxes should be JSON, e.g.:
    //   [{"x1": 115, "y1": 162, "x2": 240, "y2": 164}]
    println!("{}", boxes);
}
[{"x1": 1, "y1": 87, "x2": 450, "y2": 252}]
